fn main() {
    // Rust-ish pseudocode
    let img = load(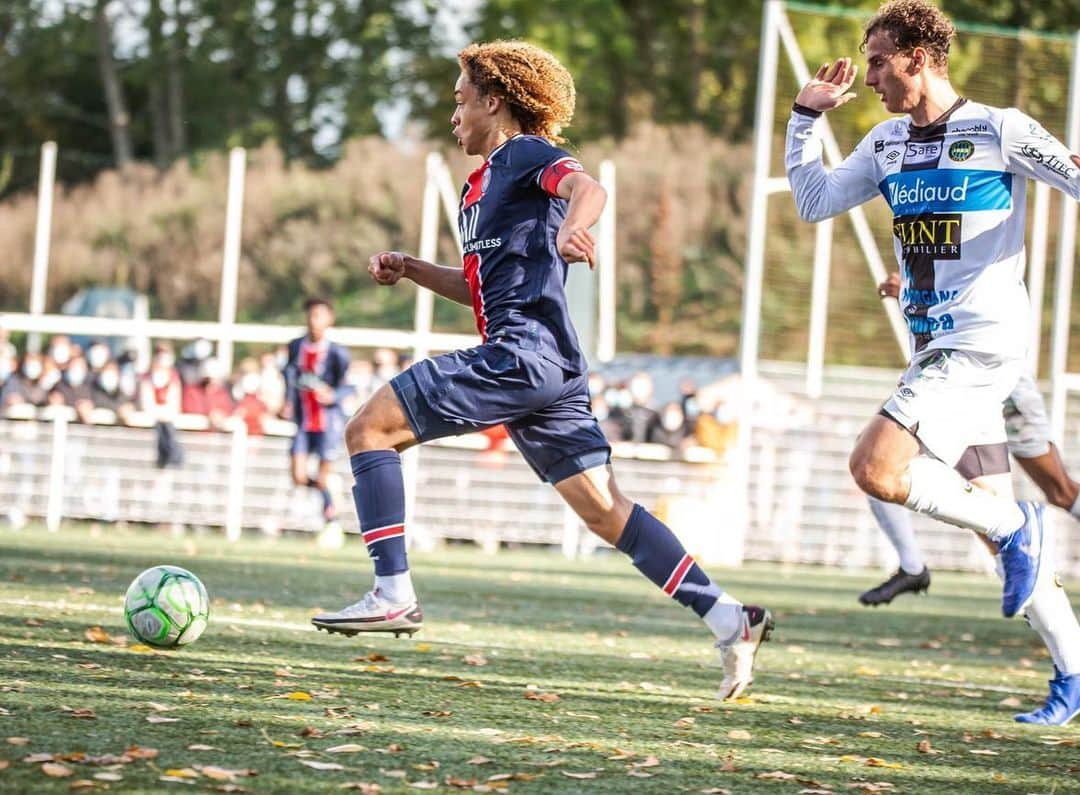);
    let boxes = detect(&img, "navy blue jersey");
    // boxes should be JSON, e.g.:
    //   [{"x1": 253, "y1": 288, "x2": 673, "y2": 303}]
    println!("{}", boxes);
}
[{"x1": 458, "y1": 135, "x2": 588, "y2": 375}]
